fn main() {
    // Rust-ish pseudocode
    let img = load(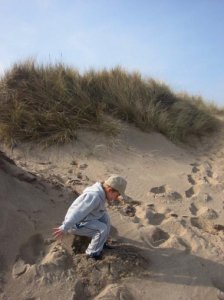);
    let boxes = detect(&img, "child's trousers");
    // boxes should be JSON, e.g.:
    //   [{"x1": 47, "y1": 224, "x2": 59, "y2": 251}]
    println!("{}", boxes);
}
[{"x1": 73, "y1": 212, "x2": 110, "y2": 255}]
